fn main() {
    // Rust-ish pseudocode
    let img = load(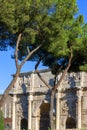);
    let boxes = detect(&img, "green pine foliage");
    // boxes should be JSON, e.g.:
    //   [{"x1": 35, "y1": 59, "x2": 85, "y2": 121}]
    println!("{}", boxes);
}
[
  {"x1": 38, "y1": 1, "x2": 87, "y2": 73},
  {"x1": 0, "y1": 0, "x2": 55, "y2": 50},
  {"x1": 0, "y1": 0, "x2": 87, "y2": 72}
]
